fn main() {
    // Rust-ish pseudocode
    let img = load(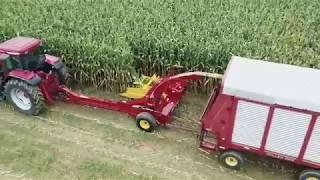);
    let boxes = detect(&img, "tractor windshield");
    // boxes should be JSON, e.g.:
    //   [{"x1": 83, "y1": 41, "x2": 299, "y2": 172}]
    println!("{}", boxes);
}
[{"x1": 20, "y1": 46, "x2": 45, "y2": 70}]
